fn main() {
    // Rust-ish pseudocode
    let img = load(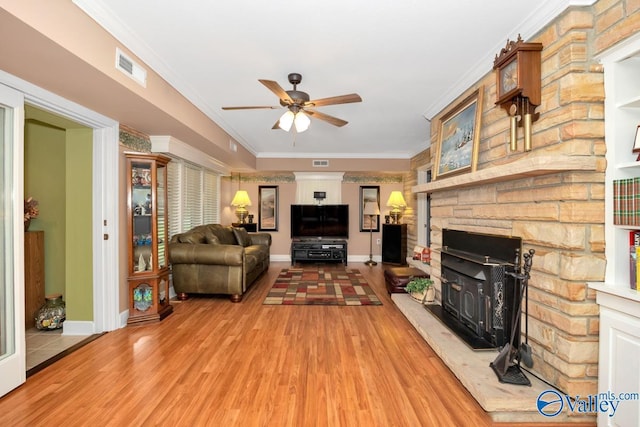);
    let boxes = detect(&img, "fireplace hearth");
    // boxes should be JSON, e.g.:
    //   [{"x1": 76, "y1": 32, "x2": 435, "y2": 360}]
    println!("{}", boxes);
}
[{"x1": 426, "y1": 229, "x2": 522, "y2": 350}]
